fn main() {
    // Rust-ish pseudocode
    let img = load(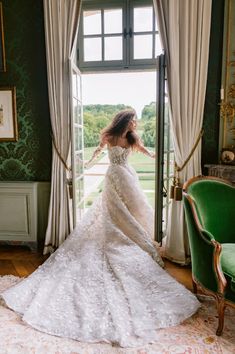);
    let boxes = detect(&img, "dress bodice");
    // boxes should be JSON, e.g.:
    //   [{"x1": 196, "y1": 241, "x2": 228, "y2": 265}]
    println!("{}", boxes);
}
[{"x1": 108, "y1": 146, "x2": 131, "y2": 165}]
